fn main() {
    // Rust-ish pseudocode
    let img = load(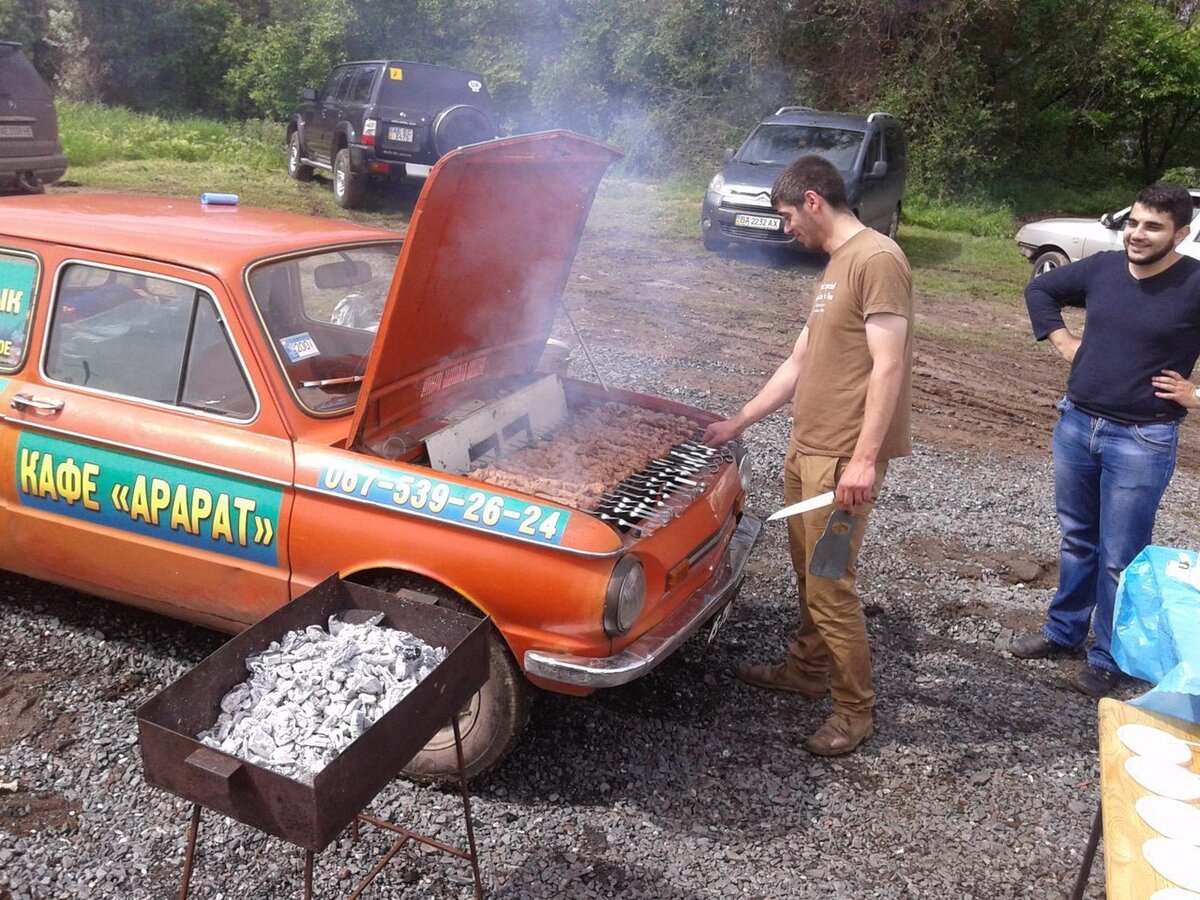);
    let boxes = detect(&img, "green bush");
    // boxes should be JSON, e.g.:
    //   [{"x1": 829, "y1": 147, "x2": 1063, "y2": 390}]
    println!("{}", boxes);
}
[{"x1": 58, "y1": 101, "x2": 282, "y2": 171}]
